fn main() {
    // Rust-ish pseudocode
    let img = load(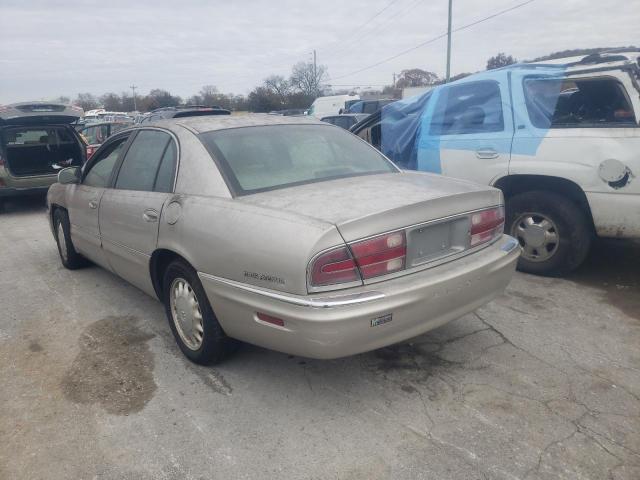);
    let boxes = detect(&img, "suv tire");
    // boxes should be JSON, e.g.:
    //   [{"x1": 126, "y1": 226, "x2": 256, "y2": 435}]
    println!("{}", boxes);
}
[
  {"x1": 506, "y1": 191, "x2": 592, "y2": 276},
  {"x1": 162, "y1": 259, "x2": 238, "y2": 364},
  {"x1": 53, "y1": 209, "x2": 86, "y2": 269}
]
